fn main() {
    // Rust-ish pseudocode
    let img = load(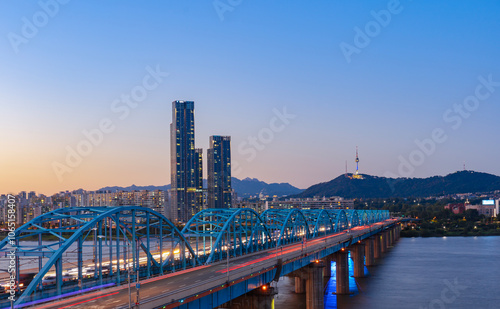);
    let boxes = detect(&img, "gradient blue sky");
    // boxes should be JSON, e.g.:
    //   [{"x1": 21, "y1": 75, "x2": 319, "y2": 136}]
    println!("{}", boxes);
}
[{"x1": 1, "y1": 0, "x2": 500, "y2": 195}]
